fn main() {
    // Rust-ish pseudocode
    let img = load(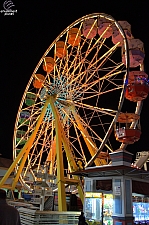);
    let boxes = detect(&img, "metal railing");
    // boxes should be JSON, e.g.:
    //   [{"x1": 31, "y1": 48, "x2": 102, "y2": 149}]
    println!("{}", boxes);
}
[
  {"x1": 18, "y1": 208, "x2": 81, "y2": 225},
  {"x1": 134, "y1": 151, "x2": 149, "y2": 170}
]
